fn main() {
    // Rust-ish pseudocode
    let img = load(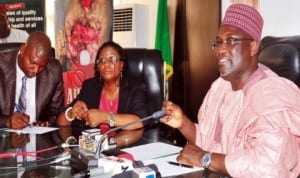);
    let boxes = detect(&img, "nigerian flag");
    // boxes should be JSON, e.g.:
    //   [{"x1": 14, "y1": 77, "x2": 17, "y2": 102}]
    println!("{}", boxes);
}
[{"x1": 155, "y1": 0, "x2": 173, "y2": 79}]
